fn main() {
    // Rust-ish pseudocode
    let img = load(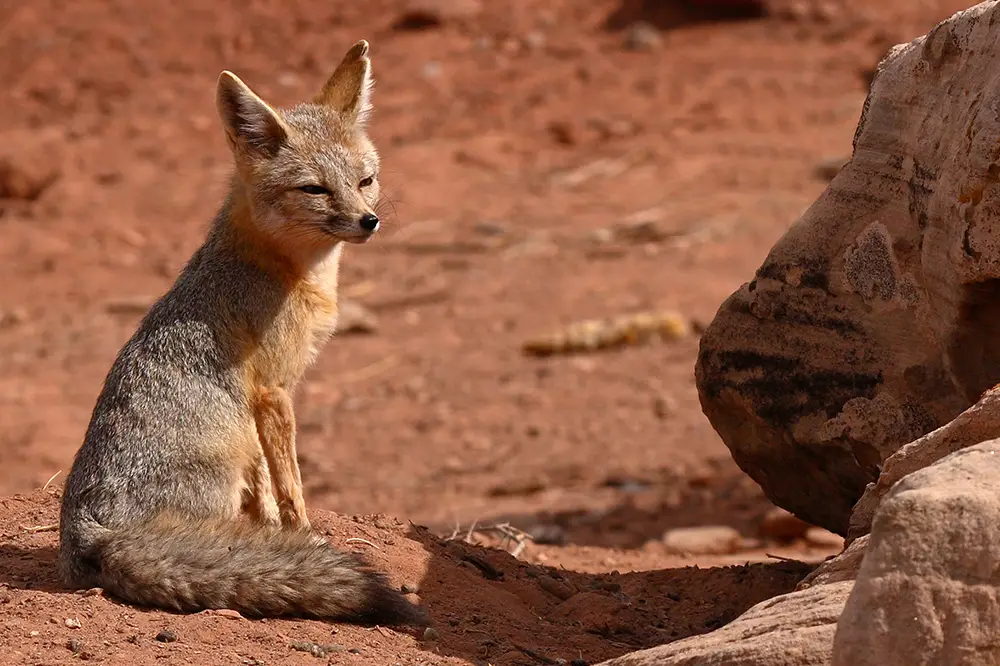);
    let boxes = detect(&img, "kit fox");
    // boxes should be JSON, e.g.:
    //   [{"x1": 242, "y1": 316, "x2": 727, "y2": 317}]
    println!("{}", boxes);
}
[{"x1": 58, "y1": 40, "x2": 426, "y2": 626}]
